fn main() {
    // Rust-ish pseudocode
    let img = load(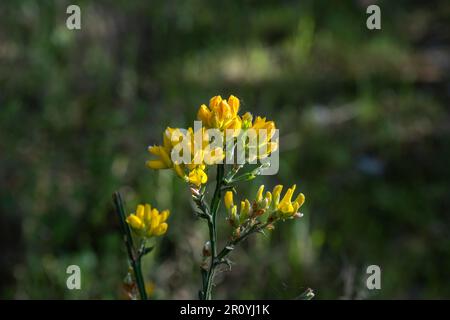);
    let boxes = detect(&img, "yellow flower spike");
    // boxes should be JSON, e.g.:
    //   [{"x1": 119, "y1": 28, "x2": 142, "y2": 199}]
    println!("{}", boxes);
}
[
  {"x1": 256, "y1": 185, "x2": 265, "y2": 202},
  {"x1": 160, "y1": 210, "x2": 170, "y2": 223},
  {"x1": 126, "y1": 215, "x2": 145, "y2": 231},
  {"x1": 127, "y1": 203, "x2": 170, "y2": 239},
  {"x1": 224, "y1": 191, "x2": 234, "y2": 210},
  {"x1": 228, "y1": 95, "x2": 240, "y2": 115}
]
